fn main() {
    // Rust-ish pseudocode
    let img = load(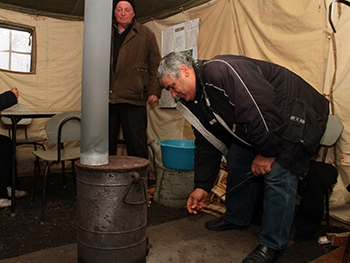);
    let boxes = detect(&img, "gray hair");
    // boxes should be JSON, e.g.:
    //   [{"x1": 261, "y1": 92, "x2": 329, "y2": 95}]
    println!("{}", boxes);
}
[{"x1": 157, "y1": 52, "x2": 195, "y2": 89}]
